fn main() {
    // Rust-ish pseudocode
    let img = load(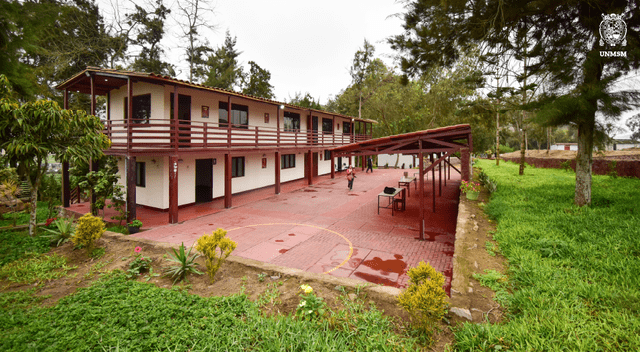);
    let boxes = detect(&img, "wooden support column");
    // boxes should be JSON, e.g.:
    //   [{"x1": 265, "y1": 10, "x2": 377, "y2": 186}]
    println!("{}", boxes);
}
[
  {"x1": 361, "y1": 155, "x2": 365, "y2": 171},
  {"x1": 126, "y1": 156, "x2": 137, "y2": 223},
  {"x1": 169, "y1": 155, "x2": 179, "y2": 224},
  {"x1": 439, "y1": 152, "x2": 442, "y2": 196},
  {"x1": 275, "y1": 152, "x2": 281, "y2": 194},
  {"x1": 330, "y1": 151, "x2": 335, "y2": 179},
  {"x1": 61, "y1": 90, "x2": 70, "y2": 209},
  {"x1": 224, "y1": 153, "x2": 232, "y2": 208},
  {"x1": 307, "y1": 150, "x2": 313, "y2": 185},
  {"x1": 431, "y1": 153, "x2": 436, "y2": 213},
  {"x1": 62, "y1": 162, "x2": 70, "y2": 208},
  {"x1": 419, "y1": 152, "x2": 425, "y2": 240},
  {"x1": 461, "y1": 147, "x2": 471, "y2": 182}
]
